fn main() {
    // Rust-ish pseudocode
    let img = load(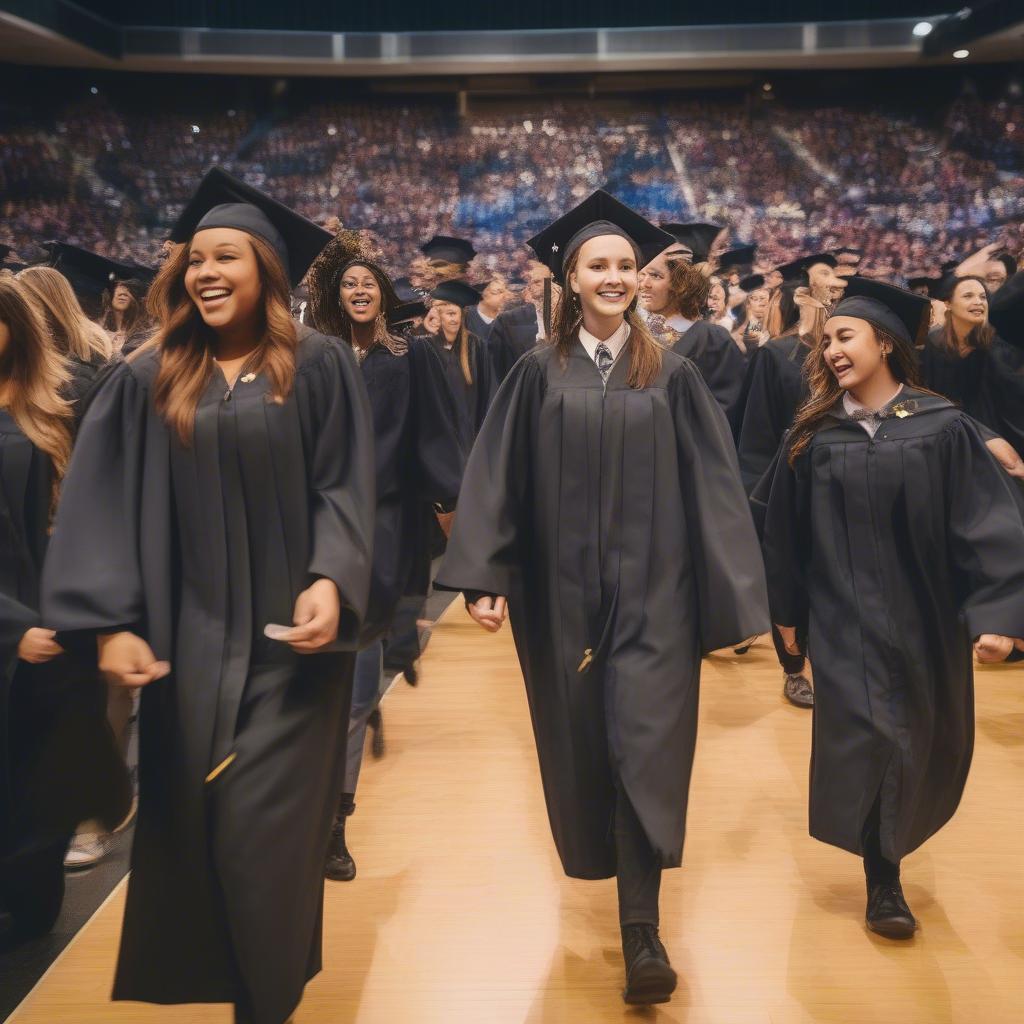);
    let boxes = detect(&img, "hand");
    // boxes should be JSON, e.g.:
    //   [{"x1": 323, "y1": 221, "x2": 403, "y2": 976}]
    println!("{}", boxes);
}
[
  {"x1": 955, "y1": 242, "x2": 1001, "y2": 278},
  {"x1": 18, "y1": 627, "x2": 64, "y2": 665},
  {"x1": 974, "y1": 634, "x2": 1018, "y2": 663},
  {"x1": 436, "y1": 510, "x2": 455, "y2": 538},
  {"x1": 274, "y1": 578, "x2": 341, "y2": 653},
  {"x1": 97, "y1": 631, "x2": 170, "y2": 686},
  {"x1": 985, "y1": 437, "x2": 1024, "y2": 480},
  {"x1": 468, "y1": 595, "x2": 507, "y2": 633},
  {"x1": 776, "y1": 624, "x2": 801, "y2": 656}
]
